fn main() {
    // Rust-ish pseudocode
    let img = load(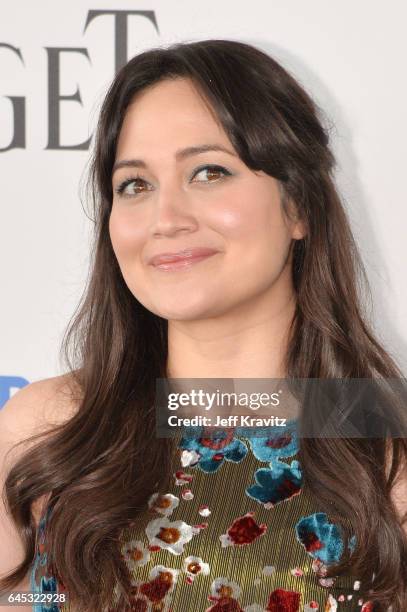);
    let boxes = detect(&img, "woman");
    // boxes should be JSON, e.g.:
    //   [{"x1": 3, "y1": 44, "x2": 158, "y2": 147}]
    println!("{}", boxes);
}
[{"x1": 0, "y1": 39, "x2": 406, "y2": 612}]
